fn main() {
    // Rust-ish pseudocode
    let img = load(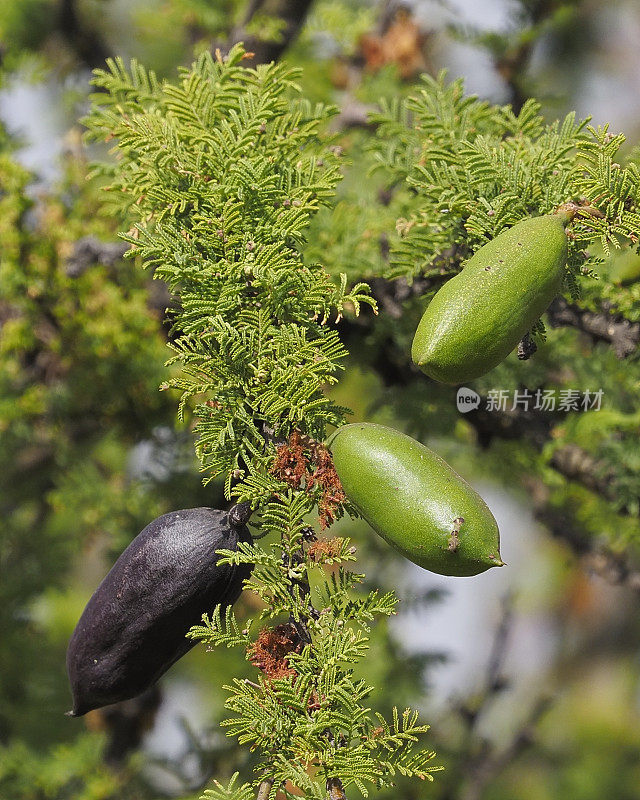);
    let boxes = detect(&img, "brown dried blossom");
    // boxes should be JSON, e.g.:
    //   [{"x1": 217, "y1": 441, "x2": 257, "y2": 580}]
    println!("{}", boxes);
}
[
  {"x1": 307, "y1": 537, "x2": 345, "y2": 563},
  {"x1": 271, "y1": 431, "x2": 307, "y2": 488},
  {"x1": 248, "y1": 623, "x2": 303, "y2": 681},
  {"x1": 270, "y1": 432, "x2": 346, "y2": 528}
]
